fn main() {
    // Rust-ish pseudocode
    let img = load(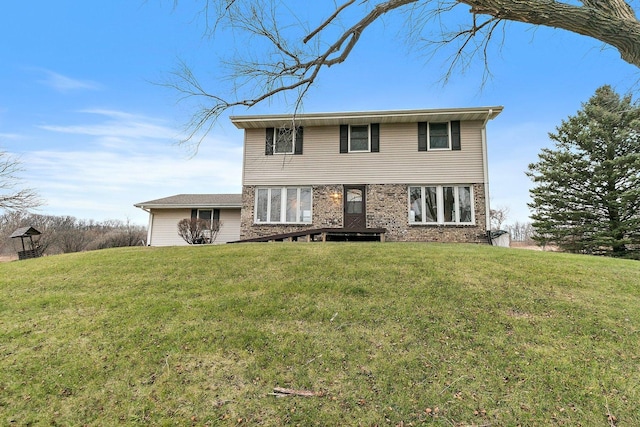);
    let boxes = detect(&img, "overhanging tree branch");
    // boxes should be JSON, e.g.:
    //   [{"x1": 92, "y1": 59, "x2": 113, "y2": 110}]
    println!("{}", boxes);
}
[{"x1": 170, "y1": 0, "x2": 640, "y2": 145}]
